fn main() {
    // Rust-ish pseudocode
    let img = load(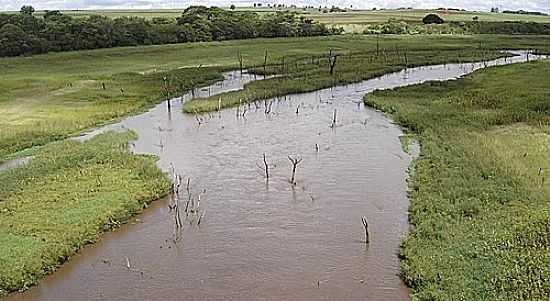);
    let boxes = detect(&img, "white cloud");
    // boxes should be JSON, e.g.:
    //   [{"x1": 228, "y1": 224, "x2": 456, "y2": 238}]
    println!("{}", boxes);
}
[{"x1": 1, "y1": 0, "x2": 549, "y2": 13}]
